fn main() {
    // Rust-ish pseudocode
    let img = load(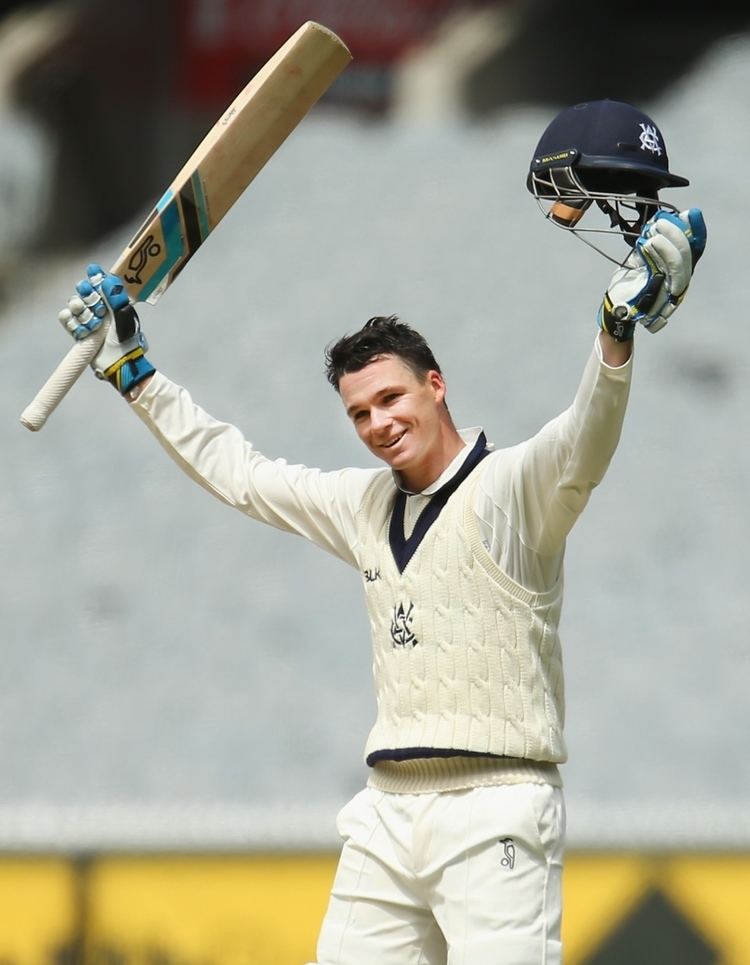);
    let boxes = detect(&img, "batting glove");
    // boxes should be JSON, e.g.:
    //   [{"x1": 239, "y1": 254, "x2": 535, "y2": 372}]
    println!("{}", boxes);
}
[
  {"x1": 598, "y1": 207, "x2": 707, "y2": 342},
  {"x1": 59, "y1": 264, "x2": 155, "y2": 395}
]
